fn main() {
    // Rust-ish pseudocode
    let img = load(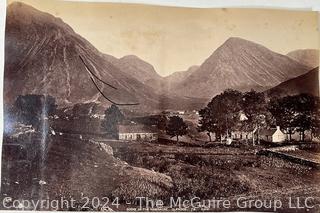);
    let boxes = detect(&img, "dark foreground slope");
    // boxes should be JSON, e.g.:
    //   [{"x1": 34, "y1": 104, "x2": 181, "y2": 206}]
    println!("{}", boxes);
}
[
  {"x1": 1, "y1": 133, "x2": 173, "y2": 210},
  {"x1": 267, "y1": 67, "x2": 319, "y2": 97}
]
